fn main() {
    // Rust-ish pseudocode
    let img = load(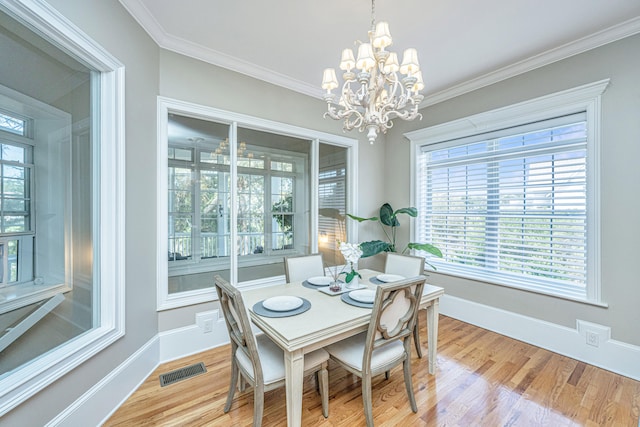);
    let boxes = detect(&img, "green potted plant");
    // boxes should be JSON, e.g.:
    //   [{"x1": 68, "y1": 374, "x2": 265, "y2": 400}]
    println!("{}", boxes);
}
[{"x1": 347, "y1": 202, "x2": 442, "y2": 269}]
